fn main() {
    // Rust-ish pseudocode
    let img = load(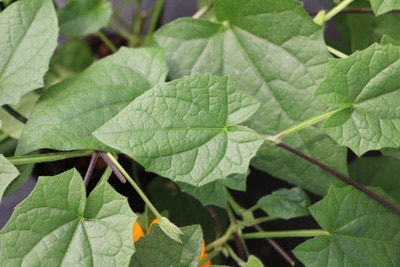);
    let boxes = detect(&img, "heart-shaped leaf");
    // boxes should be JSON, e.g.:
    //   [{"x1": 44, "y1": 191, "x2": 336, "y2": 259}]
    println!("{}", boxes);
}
[
  {"x1": 314, "y1": 43, "x2": 400, "y2": 156},
  {"x1": 0, "y1": 0, "x2": 58, "y2": 106},
  {"x1": 58, "y1": 0, "x2": 112, "y2": 36},
  {"x1": 370, "y1": 0, "x2": 400, "y2": 15},
  {"x1": 293, "y1": 186, "x2": 400, "y2": 266},
  {"x1": 16, "y1": 47, "x2": 168, "y2": 155},
  {"x1": 94, "y1": 74, "x2": 263, "y2": 186},
  {"x1": 0, "y1": 169, "x2": 136, "y2": 266},
  {"x1": 154, "y1": 0, "x2": 348, "y2": 195}
]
